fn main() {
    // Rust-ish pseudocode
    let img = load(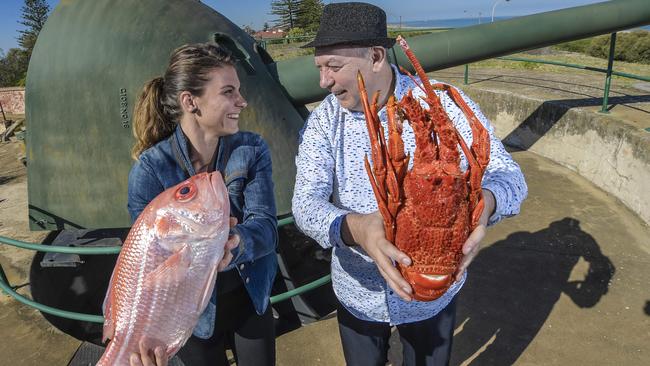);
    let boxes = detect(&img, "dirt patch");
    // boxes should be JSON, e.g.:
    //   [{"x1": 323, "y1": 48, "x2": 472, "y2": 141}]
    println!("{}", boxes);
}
[{"x1": 0, "y1": 140, "x2": 80, "y2": 364}]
